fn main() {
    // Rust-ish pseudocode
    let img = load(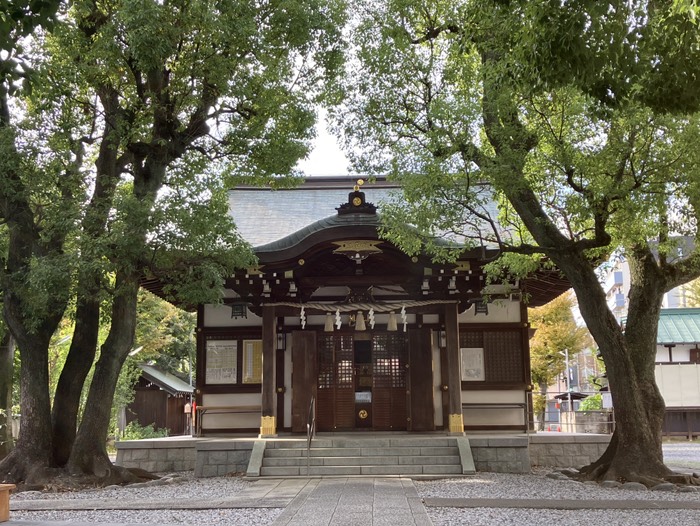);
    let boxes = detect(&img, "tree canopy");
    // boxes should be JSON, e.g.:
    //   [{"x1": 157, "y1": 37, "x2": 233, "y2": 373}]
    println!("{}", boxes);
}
[
  {"x1": 1, "y1": 0, "x2": 345, "y2": 486},
  {"x1": 337, "y1": 0, "x2": 700, "y2": 486}
]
